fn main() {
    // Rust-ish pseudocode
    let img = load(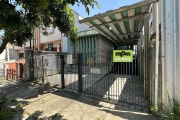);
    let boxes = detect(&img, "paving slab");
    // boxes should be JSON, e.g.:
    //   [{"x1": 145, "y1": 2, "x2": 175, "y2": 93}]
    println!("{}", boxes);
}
[{"x1": 0, "y1": 81, "x2": 157, "y2": 120}]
